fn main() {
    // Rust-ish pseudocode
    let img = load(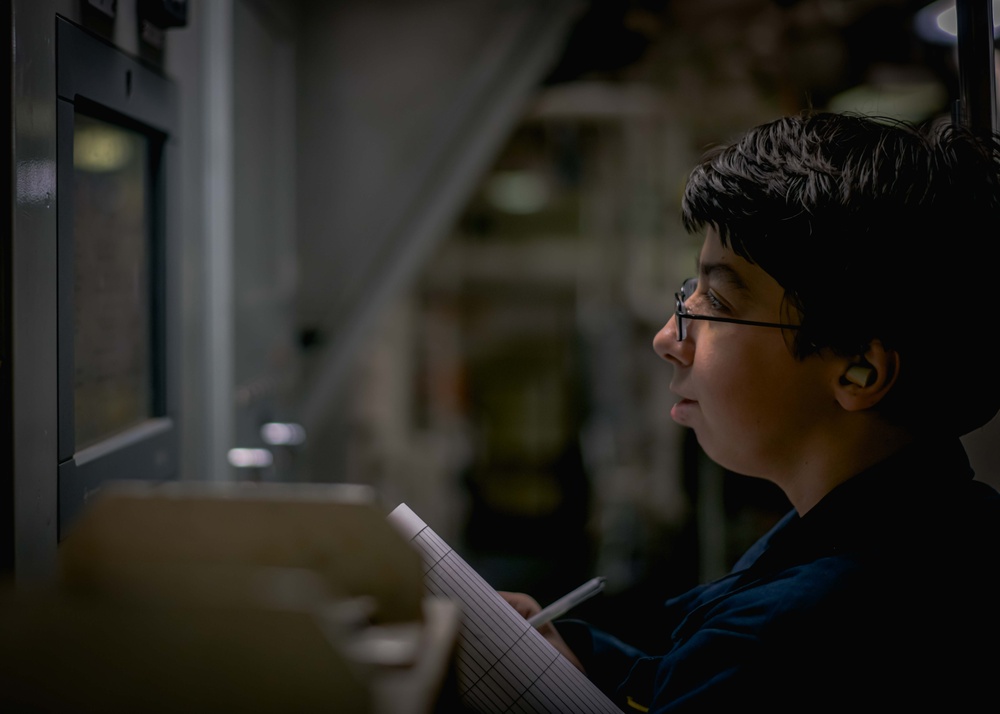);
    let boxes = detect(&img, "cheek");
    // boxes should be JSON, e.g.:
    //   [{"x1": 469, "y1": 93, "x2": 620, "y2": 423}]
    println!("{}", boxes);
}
[
  {"x1": 690, "y1": 345, "x2": 804, "y2": 474},
  {"x1": 696, "y1": 339, "x2": 807, "y2": 432}
]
